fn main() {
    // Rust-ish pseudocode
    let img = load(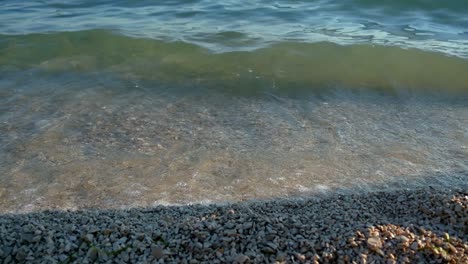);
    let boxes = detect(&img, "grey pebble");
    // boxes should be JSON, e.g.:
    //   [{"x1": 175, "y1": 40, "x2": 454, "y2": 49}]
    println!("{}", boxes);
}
[
  {"x1": 234, "y1": 254, "x2": 249, "y2": 263},
  {"x1": 87, "y1": 247, "x2": 99, "y2": 262},
  {"x1": 83, "y1": 234, "x2": 94, "y2": 243},
  {"x1": 15, "y1": 246, "x2": 28, "y2": 261},
  {"x1": 151, "y1": 246, "x2": 164, "y2": 259}
]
